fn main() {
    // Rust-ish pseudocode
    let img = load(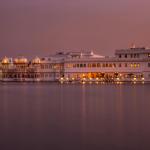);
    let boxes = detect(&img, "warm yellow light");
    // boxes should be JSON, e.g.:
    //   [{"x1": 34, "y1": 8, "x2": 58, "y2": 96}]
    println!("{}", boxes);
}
[
  {"x1": 82, "y1": 81, "x2": 86, "y2": 84},
  {"x1": 134, "y1": 64, "x2": 137, "y2": 68},
  {"x1": 3, "y1": 60, "x2": 8, "y2": 63},
  {"x1": 15, "y1": 57, "x2": 28, "y2": 64},
  {"x1": 60, "y1": 77, "x2": 64, "y2": 81},
  {"x1": 83, "y1": 78, "x2": 86, "y2": 81},
  {"x1": 2, "y1": 57, "x2": 9, "y2": 64},
  {"x1": 116, "y1": 77, "x2": 120, "y2": 81},
  {"x1": 60, "y1": 81, "x2": 64, "y2": 84}
]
